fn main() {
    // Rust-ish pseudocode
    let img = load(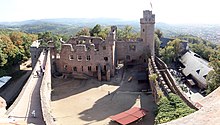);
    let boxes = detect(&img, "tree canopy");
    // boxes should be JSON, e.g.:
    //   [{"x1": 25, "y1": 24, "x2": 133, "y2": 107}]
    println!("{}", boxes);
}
[
  {"x1": 0, "y1": 30, "x2": 37, "y2": 76},
  {"x1": 159, "y1": 38, "x2": 181, "y2": 64},
  {"x1": 90, "y1": 24, "x2": 101, "y2": 37},
  {"x1": 76, "y1": 28, "x2": 90, "y2": 36},
  {"x1": 206, "y1": 47, "x2": 220, "y2": 94},
  {"x1": 75, "y1": 25, "x2": 139, "y2": 40},
  {"x1": 155, "y1": 93, "x2": 195, "y2": 124},
  {"x1": 117, "y1": 25, "x2": 140, "y2": 40}
]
